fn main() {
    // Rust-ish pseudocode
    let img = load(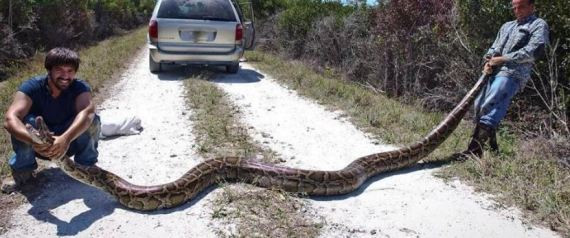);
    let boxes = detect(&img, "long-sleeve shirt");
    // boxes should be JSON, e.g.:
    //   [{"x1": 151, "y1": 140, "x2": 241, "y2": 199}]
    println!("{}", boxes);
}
[{"x1": 485, "y1": 15, "x2": 549, "y2": 88}]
